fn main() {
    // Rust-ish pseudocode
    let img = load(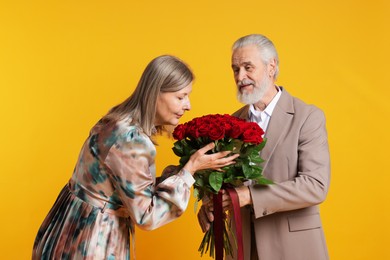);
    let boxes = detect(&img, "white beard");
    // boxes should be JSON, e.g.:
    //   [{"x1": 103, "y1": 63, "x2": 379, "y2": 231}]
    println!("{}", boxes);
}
[{"x1": 237, "y1": 75, "x2": 270, "y2": 105}]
